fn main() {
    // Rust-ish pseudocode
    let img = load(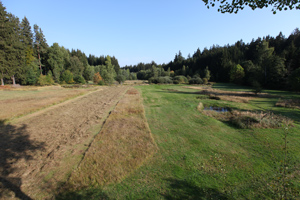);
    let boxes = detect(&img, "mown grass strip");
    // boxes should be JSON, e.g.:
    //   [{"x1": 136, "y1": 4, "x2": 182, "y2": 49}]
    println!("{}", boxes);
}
[{"x1": 62, "y1": 88, "x2": 157, "y2": 193}]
